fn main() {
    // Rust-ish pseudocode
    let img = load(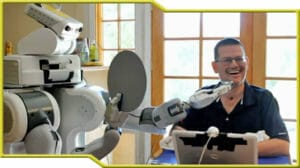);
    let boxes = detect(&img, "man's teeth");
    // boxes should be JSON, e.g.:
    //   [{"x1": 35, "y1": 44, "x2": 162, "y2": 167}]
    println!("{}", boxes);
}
[{"x1": 229, "y1": 70, "x2": 240, "y2": 74}]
